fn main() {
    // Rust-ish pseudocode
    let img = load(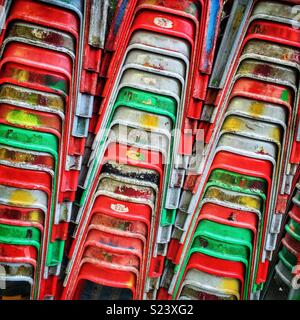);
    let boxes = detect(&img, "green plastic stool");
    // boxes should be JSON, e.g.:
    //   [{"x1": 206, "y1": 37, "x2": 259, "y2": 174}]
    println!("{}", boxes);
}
[
  {"x1": 111, "y1": 87, "x2": 177, "y2": 125},
  {"x1": 207, "y1": 169, "x2": 267, "y2": 213},
  {"x1": 278, "y1": 248, "x2": 295, "y2": 272},
  {"x1": 0, "y1": 224, "x2": 41, "y2": 252},
  {"x1": 286, "y1": 222, "x2": 300, "y2": 242},
  {"x1": 183, "y1": 220, "x2": 253, "y2": 299},
  {"x1": 208, "y1": 169, "x2": 267, "y2": 197}
]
